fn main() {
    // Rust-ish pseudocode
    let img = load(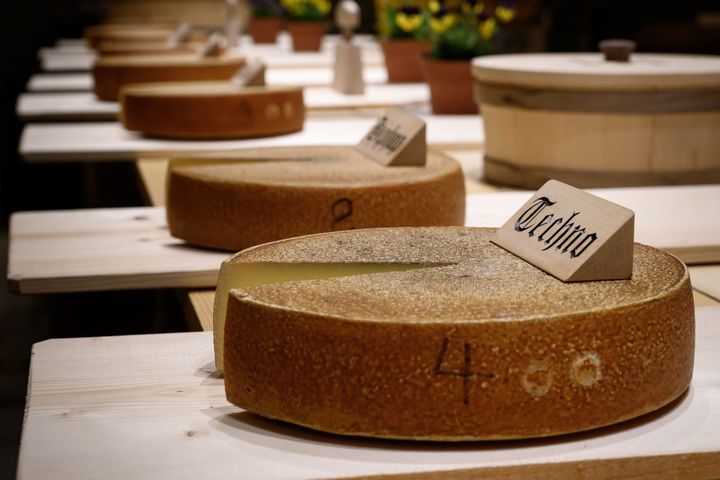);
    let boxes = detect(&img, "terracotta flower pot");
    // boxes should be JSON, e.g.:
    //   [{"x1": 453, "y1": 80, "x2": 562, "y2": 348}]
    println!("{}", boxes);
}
[
  {"x1": 286, "y1": 21, "x2": 326, "y2": 51},
  {"x1": 421, "y1": 57, "x2": 476, "y2": 114},
  {"x1": 381, "y1": 39, "x2": 430, "y2": 83},
  {"x1": 248, "y1": 16, "x2": 283, "y2": 44}
]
